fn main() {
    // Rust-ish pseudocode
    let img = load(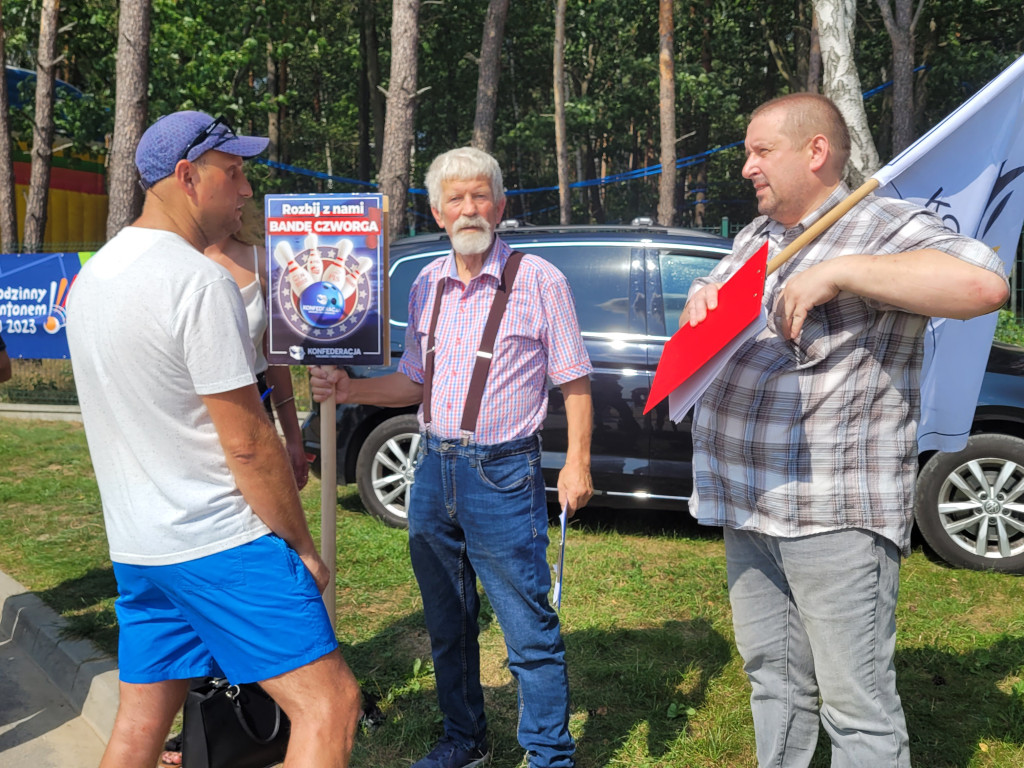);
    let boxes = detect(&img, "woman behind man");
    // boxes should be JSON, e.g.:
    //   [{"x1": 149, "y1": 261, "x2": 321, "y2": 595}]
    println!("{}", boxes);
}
[{"x1": 204, "y1": 200, "x2": 308, "y2": 488}]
